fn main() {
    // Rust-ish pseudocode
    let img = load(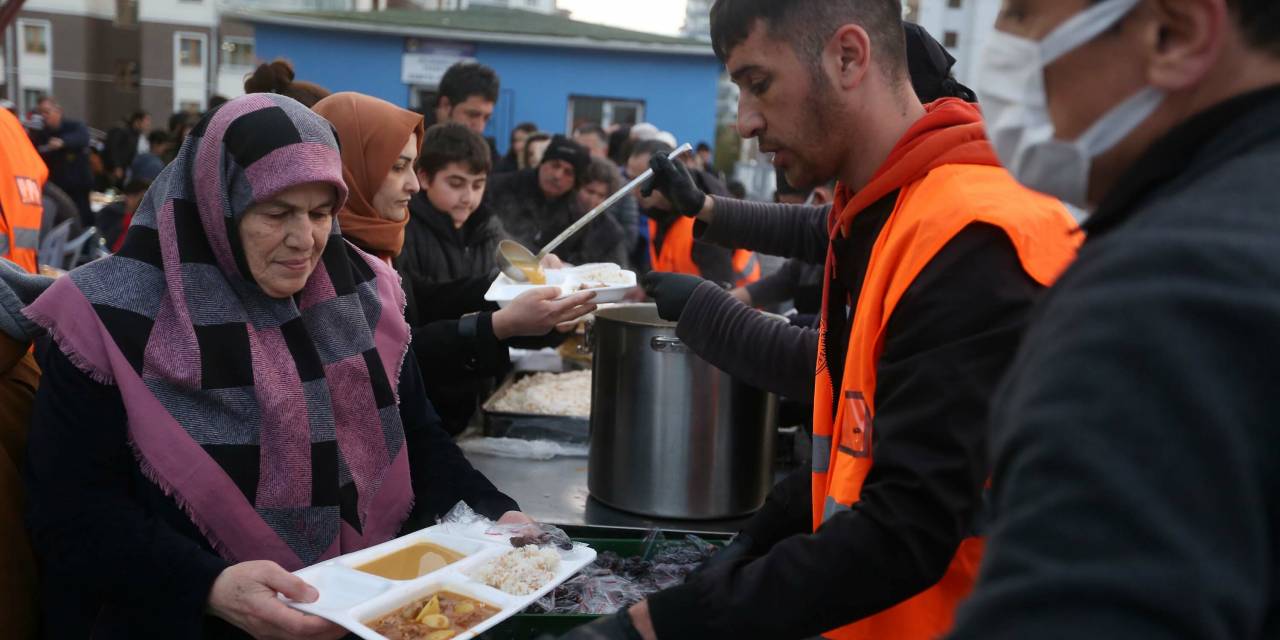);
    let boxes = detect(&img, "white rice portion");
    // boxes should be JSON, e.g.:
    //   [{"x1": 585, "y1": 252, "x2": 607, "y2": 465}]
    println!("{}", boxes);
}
[
  {"x1": 487, "y1": 370, "x2": 592, "y2": 417},
  {"x1": 469, "y1": 546, "x2": 562, "y2": 595}
]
